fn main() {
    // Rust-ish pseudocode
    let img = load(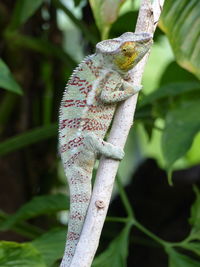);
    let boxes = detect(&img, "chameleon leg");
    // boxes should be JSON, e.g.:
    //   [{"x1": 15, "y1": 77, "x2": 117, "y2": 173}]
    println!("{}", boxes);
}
[
  {"x1": 84, "y1": 132, "x2": 124, "y2": 160},
  {"x1": 100, "y1": 82, "x2": 142, "y2": 103}
]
